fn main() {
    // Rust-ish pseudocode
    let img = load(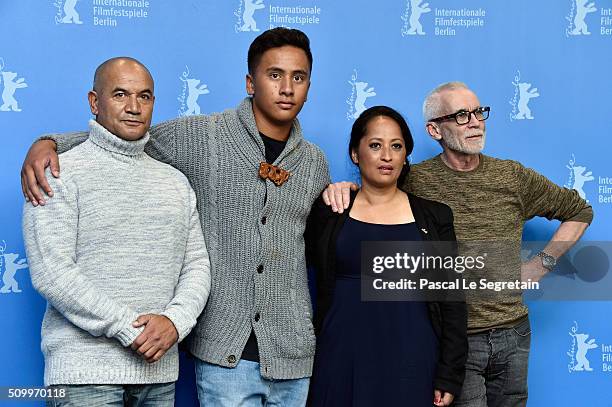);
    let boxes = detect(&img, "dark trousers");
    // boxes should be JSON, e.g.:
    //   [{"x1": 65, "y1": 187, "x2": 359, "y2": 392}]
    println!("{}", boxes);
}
[{"x1": 454, "y1": 318, "x2": 530, "y2": 407}]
